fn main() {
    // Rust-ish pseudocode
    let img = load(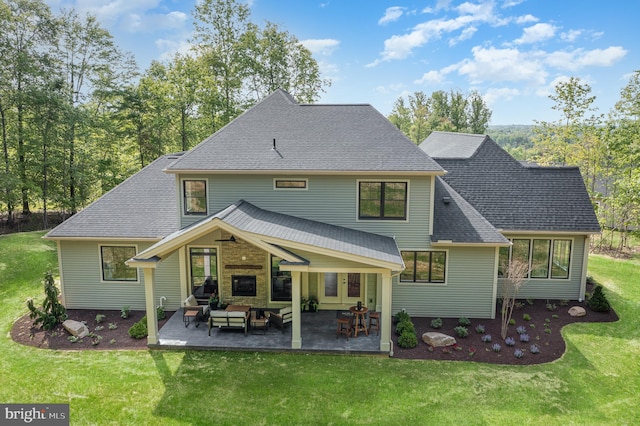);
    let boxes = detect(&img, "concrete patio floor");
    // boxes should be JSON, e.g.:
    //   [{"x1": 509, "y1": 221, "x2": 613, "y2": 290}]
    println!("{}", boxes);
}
[{"x1": 152, "y1": 309, "x2": 385, "y2": 355}]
